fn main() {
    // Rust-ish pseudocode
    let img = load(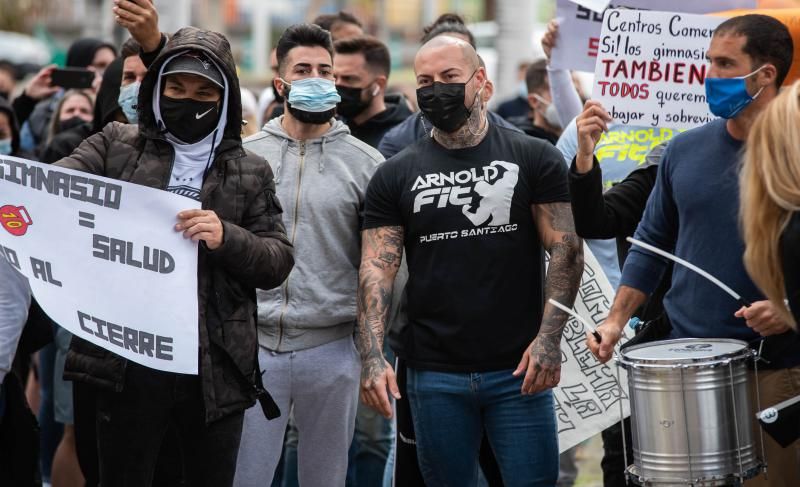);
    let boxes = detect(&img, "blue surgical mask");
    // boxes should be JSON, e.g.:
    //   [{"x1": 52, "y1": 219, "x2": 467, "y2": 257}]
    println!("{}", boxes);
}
[
  {"x1": 281, "y1": 77, "x2": 341, "y2": 113},
  {"x1": 0, "y1": 138, "x2": 11, "y2": 155},
  {"x1": 118, "y1": 81, "x2": 140, "y2": 124},
  {"x1": 705, "y1": 66, "x2": 765, "y2": 119}
]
